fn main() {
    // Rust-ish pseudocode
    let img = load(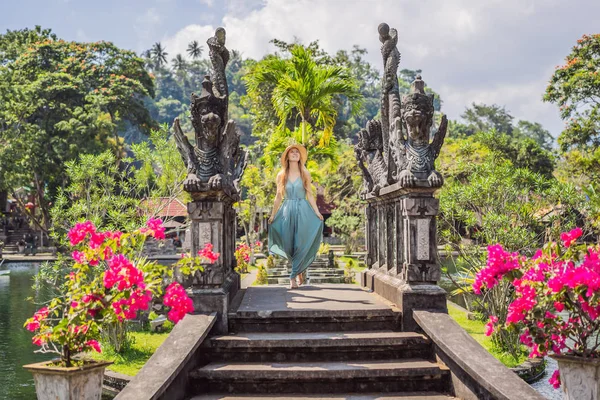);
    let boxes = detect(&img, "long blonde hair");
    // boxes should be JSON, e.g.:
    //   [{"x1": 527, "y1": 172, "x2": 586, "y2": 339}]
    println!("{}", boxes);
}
[{"x1": 277, "y1": 156, "x2": 311, "y2": 198}]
